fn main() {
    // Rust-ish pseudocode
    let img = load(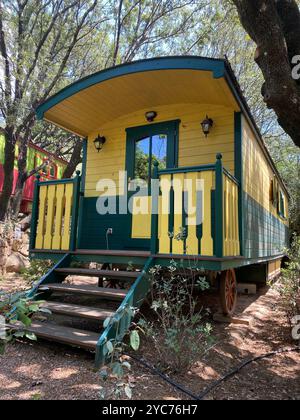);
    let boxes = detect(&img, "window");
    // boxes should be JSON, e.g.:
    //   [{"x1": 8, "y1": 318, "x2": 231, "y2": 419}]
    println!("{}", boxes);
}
[
  {"x1": 278, "y1": 190, "x2": 286, "y2": 218},
  {"x1": 134, "y1": 134, "x2": 167, "y2": 182},
  {"x1": 49, "y1": 163, "x2": 57, "y2": 178}
]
